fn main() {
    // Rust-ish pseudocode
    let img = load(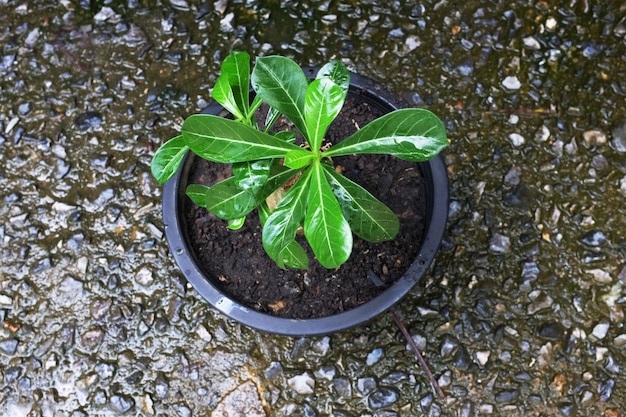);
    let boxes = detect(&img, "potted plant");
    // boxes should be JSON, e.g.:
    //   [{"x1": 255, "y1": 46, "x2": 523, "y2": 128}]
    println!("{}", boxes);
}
[{"x1": 151, "y1": 52, "x2": 449, "y2": 336}]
